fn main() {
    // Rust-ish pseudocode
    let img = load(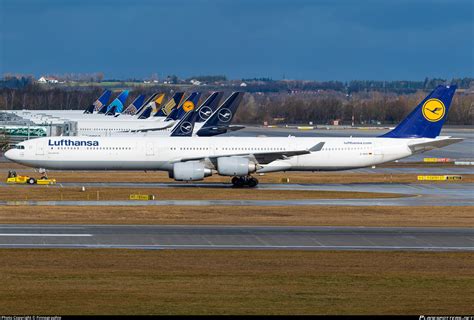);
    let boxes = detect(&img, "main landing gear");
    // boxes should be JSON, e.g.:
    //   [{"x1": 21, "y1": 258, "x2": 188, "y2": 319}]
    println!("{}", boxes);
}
[{"x1": 231, "y1": 175, "x2": 259, "y2": 188}]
